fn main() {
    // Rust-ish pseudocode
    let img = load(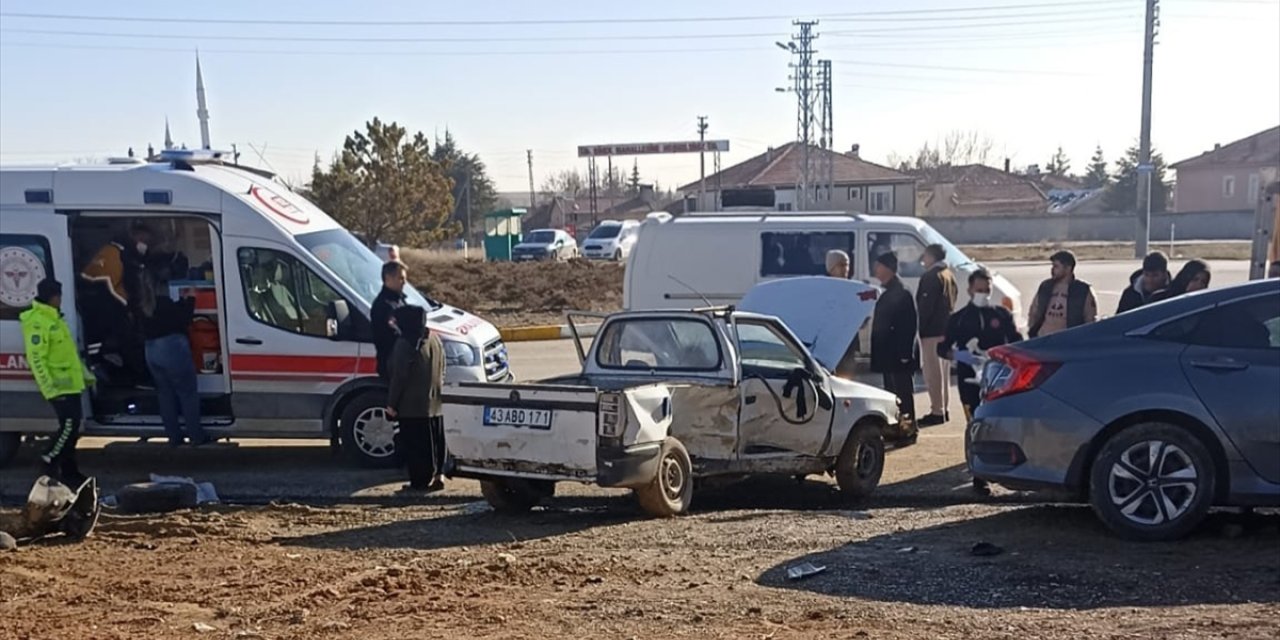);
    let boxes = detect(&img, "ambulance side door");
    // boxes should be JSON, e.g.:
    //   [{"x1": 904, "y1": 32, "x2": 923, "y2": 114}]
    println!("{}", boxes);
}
[{"x1": 223, "y1": 236, "x2": 360, "y2": 434}]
